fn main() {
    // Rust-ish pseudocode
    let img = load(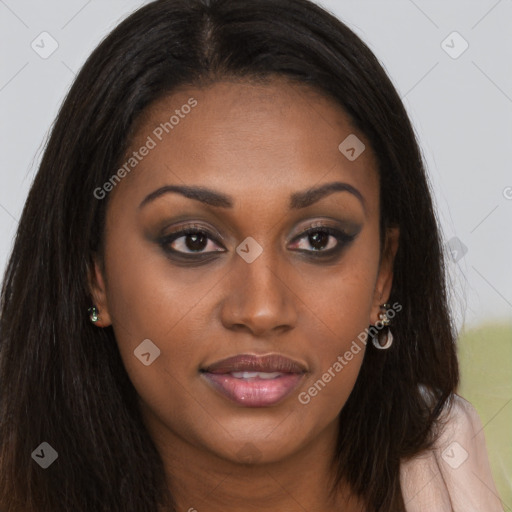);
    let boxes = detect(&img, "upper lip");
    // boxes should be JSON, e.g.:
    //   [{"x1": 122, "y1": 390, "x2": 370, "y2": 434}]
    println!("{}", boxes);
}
[{"x1": 202, "y1": 353, "x2": 307, "y2": 374}]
